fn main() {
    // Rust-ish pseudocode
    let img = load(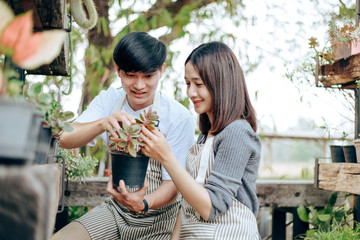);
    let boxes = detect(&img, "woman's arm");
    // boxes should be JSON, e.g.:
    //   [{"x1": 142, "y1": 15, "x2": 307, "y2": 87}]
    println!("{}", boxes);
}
[{"x1": 141, "y1": 127, "x2": 213, "y2": 220}]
